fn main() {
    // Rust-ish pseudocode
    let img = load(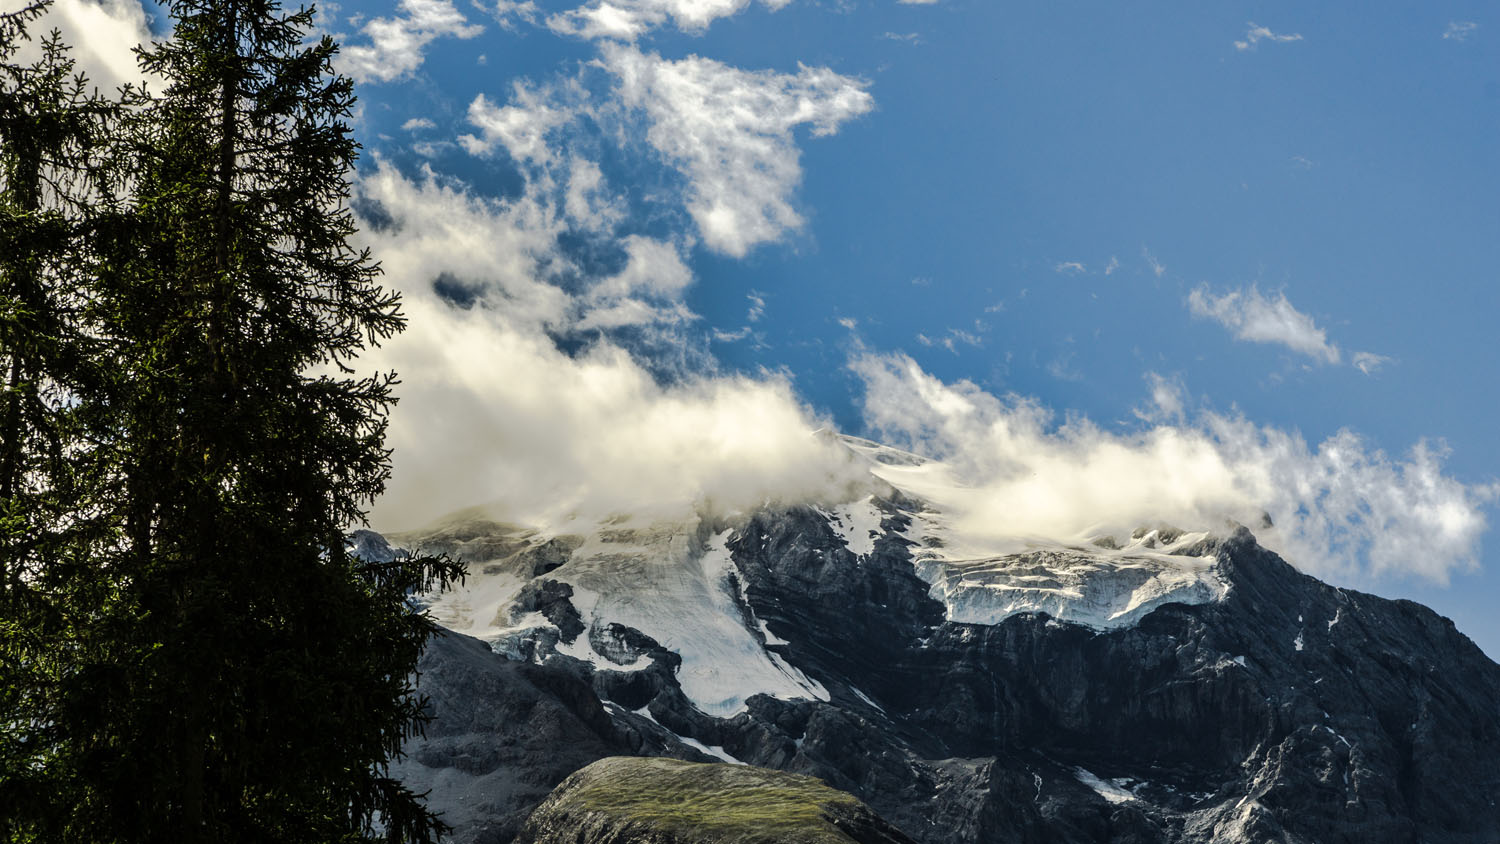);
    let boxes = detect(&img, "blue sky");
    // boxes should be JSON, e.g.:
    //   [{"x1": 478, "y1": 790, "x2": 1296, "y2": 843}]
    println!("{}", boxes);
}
[{"x1": 58, "y1": 0, "x2": 1499, "y2": 654}]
